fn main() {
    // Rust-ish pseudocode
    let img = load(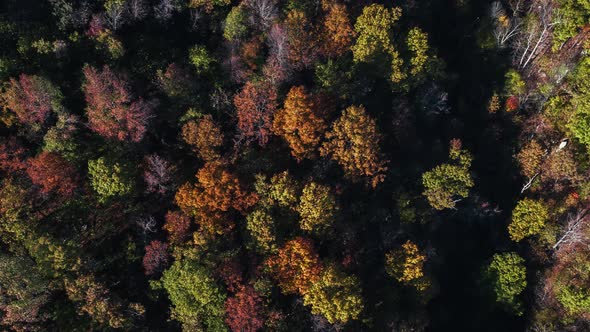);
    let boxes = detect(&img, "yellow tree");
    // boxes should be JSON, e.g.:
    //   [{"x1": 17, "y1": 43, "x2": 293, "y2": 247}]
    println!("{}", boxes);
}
[
  {"x1": 303, "y1": 264, "x2": 364, "y2": 324},
  {"x1": 320, "y1": 105, "x2": 388, "y2": 188},
  {"x1": 385, "y1": 240, "x2": 429, "y2": 291},
  {"x1": 298, "y1": 182, "x2": 337, "y2": 234},
  {"x1": 351, "y1": 4, "x2": 405, "y2": 82},
  {"x1": 273, "y1": 86, "x2": 326, "y2": 161}
]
